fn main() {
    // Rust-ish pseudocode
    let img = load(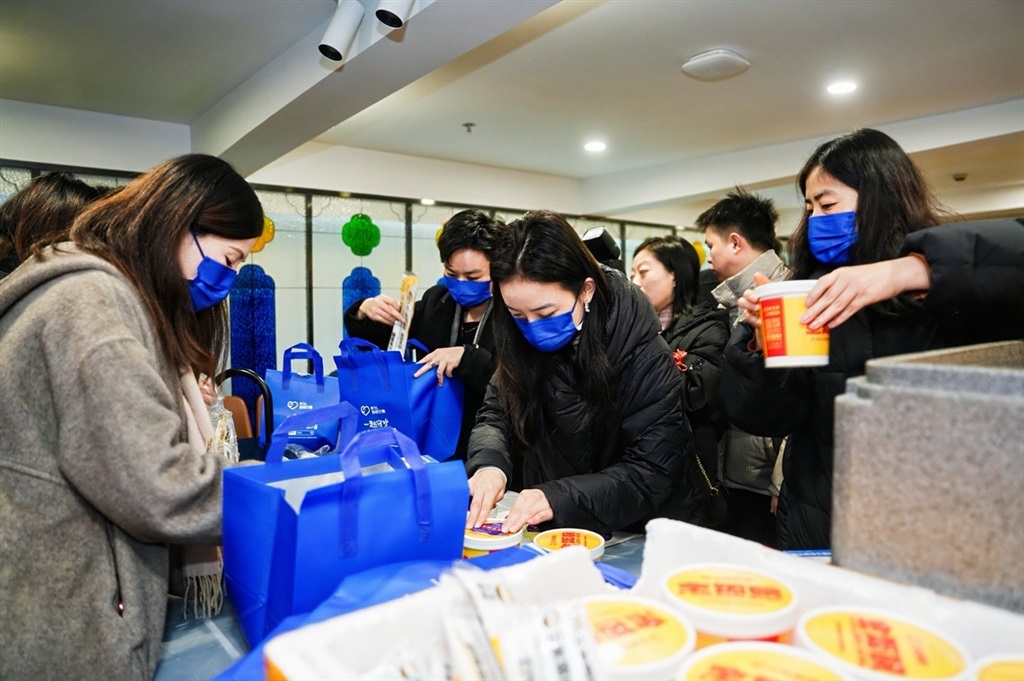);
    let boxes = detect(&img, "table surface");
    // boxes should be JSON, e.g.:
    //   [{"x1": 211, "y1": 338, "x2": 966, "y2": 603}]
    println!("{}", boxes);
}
[{"x1": 154, "y1": 534, "x2": 646, "y2": 681}]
